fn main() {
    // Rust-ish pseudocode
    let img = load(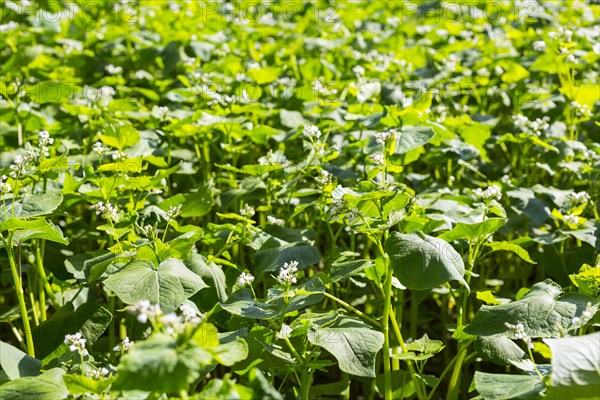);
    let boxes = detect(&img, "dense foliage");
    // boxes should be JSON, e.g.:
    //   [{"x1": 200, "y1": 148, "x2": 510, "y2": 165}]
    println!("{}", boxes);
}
[{"x1": 1, "y1": 1, "x2": 599, "y2": 399}]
